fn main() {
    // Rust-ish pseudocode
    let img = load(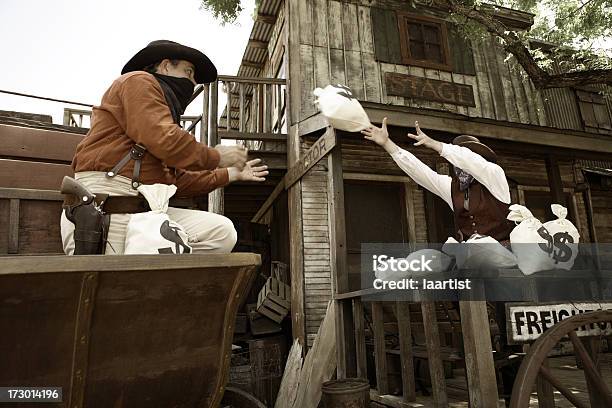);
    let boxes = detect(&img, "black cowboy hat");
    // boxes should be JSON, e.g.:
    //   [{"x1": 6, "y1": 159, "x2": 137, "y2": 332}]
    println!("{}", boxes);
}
[
  {"x1": 452, "y1": 135, "x2": 497, "y2": 163},
  {"x1": 121, "y1": 40, "x2": 217, "y2": 84}
]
